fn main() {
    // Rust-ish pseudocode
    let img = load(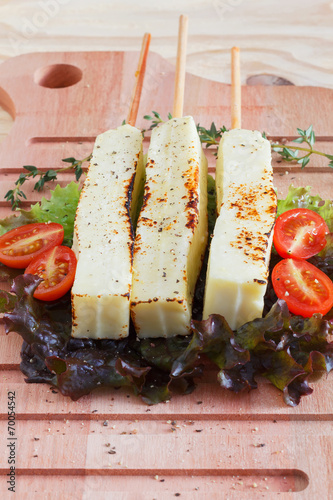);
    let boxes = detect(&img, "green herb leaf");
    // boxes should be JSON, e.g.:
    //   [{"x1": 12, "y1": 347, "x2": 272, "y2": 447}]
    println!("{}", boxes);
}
[
  {"x1": 5, "y1": 154, "x2": 90, "y2": 209},
  {"x1": 196, "y1": 122, "x2": 228, "y2": 150},
  {"x1": 272, "y1": 125, "x2": 332, "y2": 169},
  {"x1": 143, "y1": 111, "x2": 171, "y2": 130},
  {"x1": 61, "y1": 157, "x2": 77, "y2": 164},
  {"x1": 300, "y1": 156, "x2": 310, "y2": 168},
  {"x1": 277, "y1": 185, "x2": 333, "y2": 231},
  {"x1": 23, "y1": 165, "x2": 38, "y2": 176}
]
